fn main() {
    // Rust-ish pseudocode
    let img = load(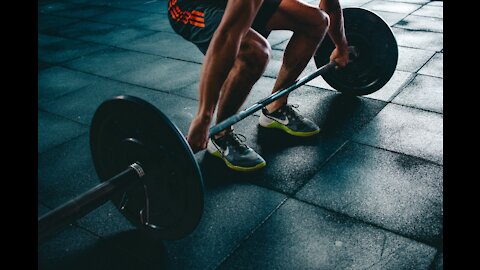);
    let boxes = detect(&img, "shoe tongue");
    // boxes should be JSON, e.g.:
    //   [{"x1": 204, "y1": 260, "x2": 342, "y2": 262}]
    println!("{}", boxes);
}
[
  {"x1": 216, "y1": 132, "x2": 236, "y2": 143},
  {"x1": 219, "y1": 134, "x2": 231, "y2": 145},
  {"x1": 279, "y1": 104, "x2": 295, "y2": 115},
  {"x1": 227, "y1": 133, "x2": 248, "y2": 150},
  {"x1": 284, "y1": 105, "x2": 300, "y2": 118},
  {"x1": 284, "y1": 104, "x2": 293, "y2": 112},
  {"x1": 269, "y1": 105, "x2": 286, "y2": 116}
]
